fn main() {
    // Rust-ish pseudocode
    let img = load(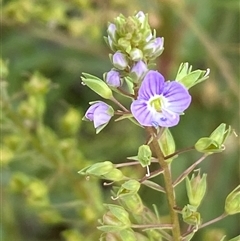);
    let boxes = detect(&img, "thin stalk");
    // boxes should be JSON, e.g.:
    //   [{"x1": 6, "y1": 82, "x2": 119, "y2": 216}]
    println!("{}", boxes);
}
[
  {"x1": 110, "y1": 96, "x2": 129, "y2": 112},
  {"x1": 182, "y1": 213, "x2": 227, "y2": 238},
  {"x1": 146, "y1": 126, "x2": 181, "y2": 241},
  {"x1": 173, "y1": 154, "x2": 208, "y2": 187},
  {"x1": 164, "y1": 146, "x2": 195, "y2": 160},
  {"x1": 131, "y1": 223, "x2": 173, "y2": 229}
]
